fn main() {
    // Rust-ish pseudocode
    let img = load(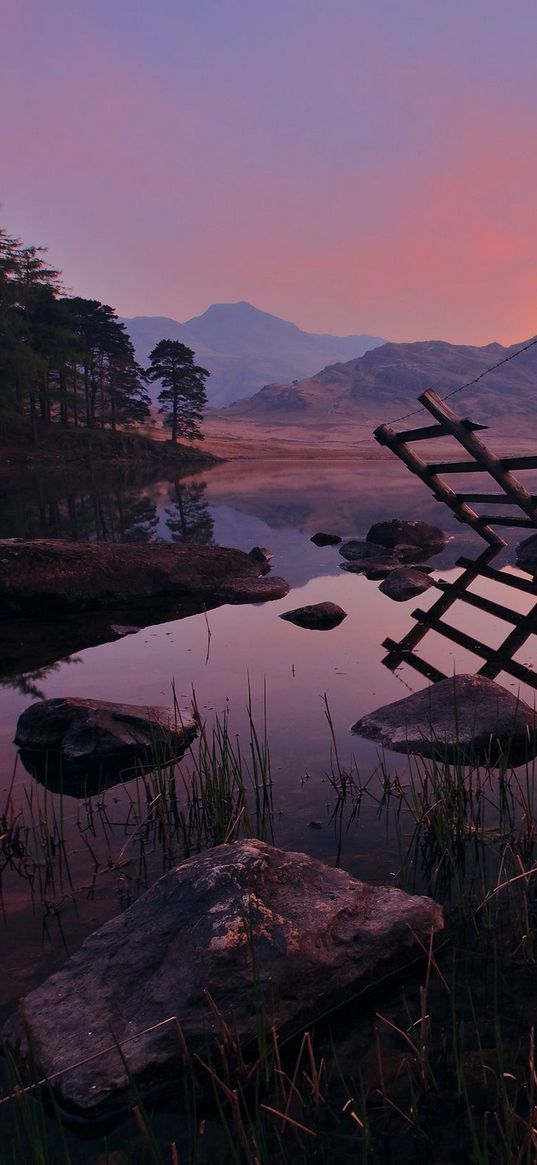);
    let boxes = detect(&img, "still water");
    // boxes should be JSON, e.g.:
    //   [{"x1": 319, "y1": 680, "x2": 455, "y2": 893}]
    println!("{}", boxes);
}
[{"x1": 1, "y1": 459, "x2": 536, "y2": 1021}]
